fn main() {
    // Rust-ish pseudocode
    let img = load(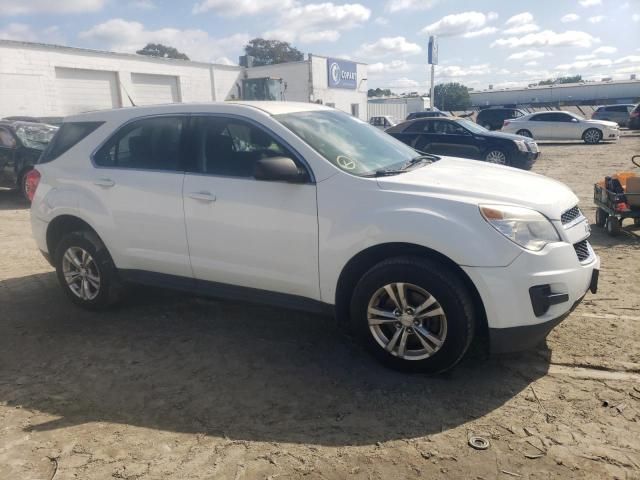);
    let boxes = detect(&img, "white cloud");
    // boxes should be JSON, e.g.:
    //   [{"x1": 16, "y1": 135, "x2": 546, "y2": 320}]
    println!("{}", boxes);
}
[
  {"x1": 615, "y1": 55, "x2": 640, "y2": 64},
  {"x1": 575, "y1": 54, "x2": 596, "y2": 60},
  {"x1": 193, "y1": 0, "x2": 294, "y2": 15},
  {"x1": 463, "y1": 27, "x2": 498, "y2": 38},
  {"x1": 0, "y1": 23, "x2": 63, "y2": 43},
  {"x1": 358, "y1": 36, "x2": 421, "y2": 57},
  {"x1": 393, "y1": 77, "x2": 420, "y2": 88},
  {"x1": 368, "y1": 60, "x2": 412, "y2": 75},
  {"x1": 588, "y1": 15, "x2": 605, "y2": 23},
  {"x1": 264, "y1": 2, "x2": 370, "y2": 43},
  {"x1": 579, "y1": 0, "x2": 601, "y2": 6},
  {"x1": 419, "y1": 11, "x2": 497, "y2": 37},
  {"x1": 0, "y1": 0, "x2": 105, "y2": 15},
  {"x1": 374, "y1": 17, "x2": 389, "y2": 25},
  {"x1": 503, "y1": 24, "x2": 540, "y2": 35},
  {"x1": 492, "y1": 30, "x2": 599, "y2": 48},
  {"x1": 79, "y1": 18, "x2": 249, "y2": 63},
  {"x1": 505, "y1": 12, "x2": 534, "y2": 27},
  {"x1": 632, "y1": 14, "x2": 640, "y2": 22},
  {"x1": 524, "y1": 61, "x2": 538, "y2": 66},
  {"x1": 439, "y1": 64, "x2": 491, "y2": 78},
  {"x1": 556, "y1": 58, "x2": 612, "y2": 70},
  {"x1": 506, "y1": 49, "x2": 547, "y2": 60},
  {"x1": 593, "y1": 46, "x2": 617, "y2": 55},
  {"x1": 385, "y1": 0, "x2": 438, "y2": 13},
  {"x1": 561, "y1": 13, "x2": 580, "y2": 23}
]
